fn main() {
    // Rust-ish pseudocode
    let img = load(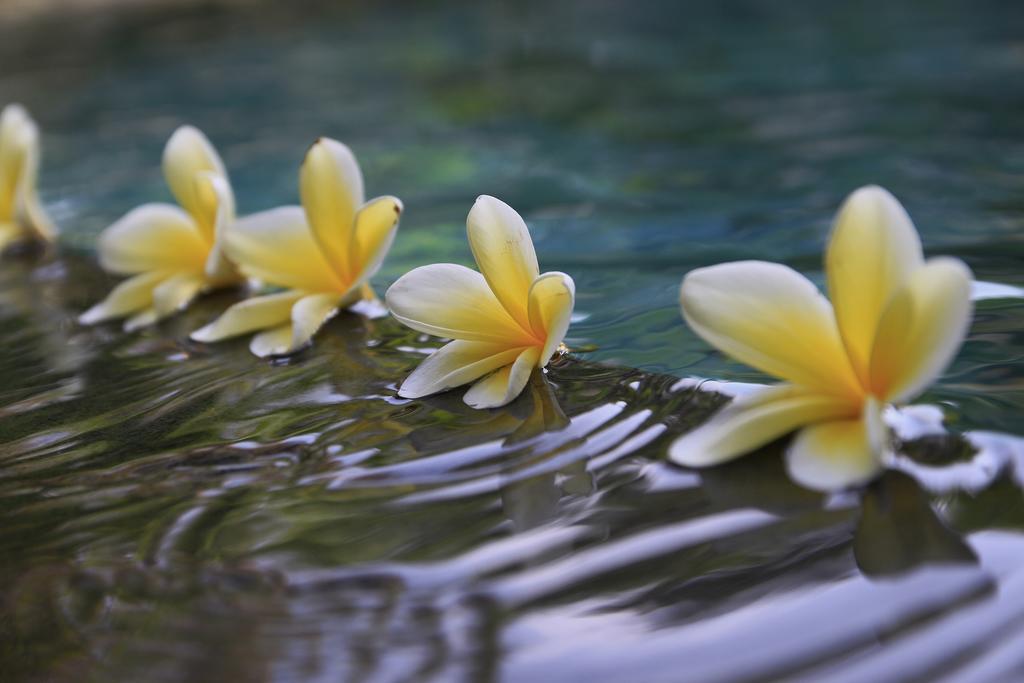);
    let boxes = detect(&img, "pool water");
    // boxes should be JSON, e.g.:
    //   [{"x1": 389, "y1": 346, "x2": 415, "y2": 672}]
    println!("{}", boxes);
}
[{"x1": 2, "y1": 1, "x2": 1024, "y2": 681}]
